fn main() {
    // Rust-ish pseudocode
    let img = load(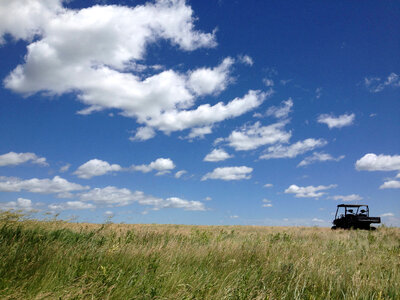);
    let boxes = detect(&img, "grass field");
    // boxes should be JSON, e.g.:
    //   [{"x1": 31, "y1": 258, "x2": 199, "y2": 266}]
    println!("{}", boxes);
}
[{"x1": 0, "y1": 212, "x2": 399, "y2": 299}]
